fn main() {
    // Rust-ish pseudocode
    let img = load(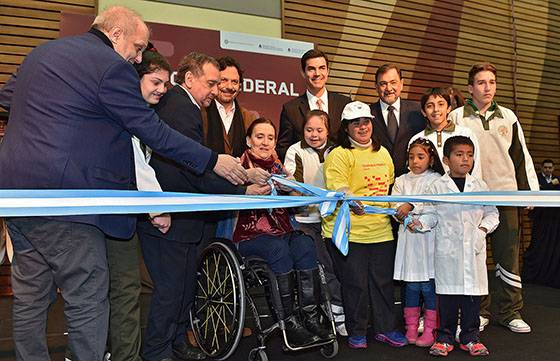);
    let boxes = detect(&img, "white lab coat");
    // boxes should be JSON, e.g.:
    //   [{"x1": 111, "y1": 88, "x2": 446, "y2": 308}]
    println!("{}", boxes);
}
[
  {"x1": 418, "y1": 173, "x2": 499, "y2": 296},
  {"x1": 392, "y1": 170, "x2": 441, "y2": 282}
]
